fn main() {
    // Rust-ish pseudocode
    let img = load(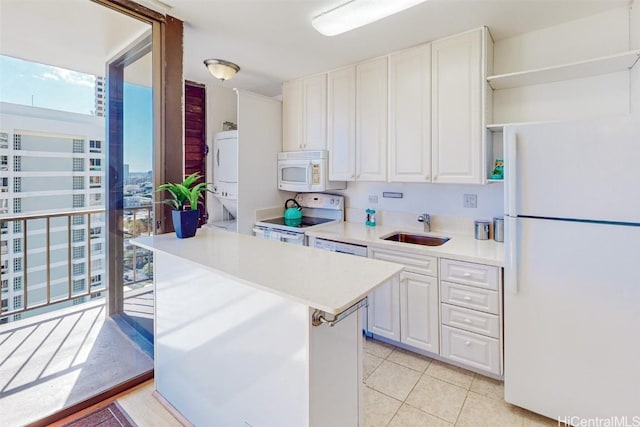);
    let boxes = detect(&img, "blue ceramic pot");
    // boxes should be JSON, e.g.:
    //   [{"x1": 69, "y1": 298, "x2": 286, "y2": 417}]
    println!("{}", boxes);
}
[{"x1": 172, "y1": 210, "x2": 199, "y2": 238}]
